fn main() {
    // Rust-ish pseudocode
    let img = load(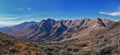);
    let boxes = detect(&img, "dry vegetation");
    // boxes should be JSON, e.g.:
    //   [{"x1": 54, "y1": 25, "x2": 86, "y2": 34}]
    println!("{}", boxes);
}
[{"x1": 0, "y1": 30, "x2": 120, "y2": 55}]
